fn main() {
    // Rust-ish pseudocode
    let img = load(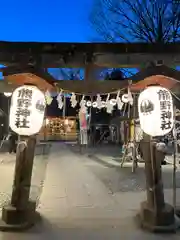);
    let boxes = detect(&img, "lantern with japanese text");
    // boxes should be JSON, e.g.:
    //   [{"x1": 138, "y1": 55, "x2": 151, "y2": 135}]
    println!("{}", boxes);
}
[
  {"x1": 9, "y1": 85, "x2": 46, "y2": 136},
  {"x1": 138, "y1": 86, "x2": 174, "y2": 137}
]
